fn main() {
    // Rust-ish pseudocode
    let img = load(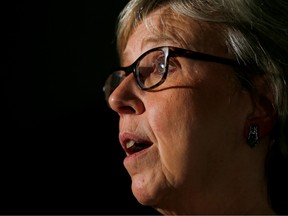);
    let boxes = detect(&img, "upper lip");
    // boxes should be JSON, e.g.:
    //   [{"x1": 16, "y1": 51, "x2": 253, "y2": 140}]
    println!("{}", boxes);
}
[{"x1": 119, "y1": 132, "x2": 153, "y2": 155}]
